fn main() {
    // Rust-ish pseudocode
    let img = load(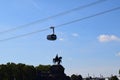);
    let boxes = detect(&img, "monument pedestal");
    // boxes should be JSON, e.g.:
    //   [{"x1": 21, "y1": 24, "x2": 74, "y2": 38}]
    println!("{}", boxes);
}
[
  {"x1": 50, "y1": 65, "x2": 64, "y2": 75},
  {"x1": 48, "y1": 65, "x2": 70, "y2": 80}
]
